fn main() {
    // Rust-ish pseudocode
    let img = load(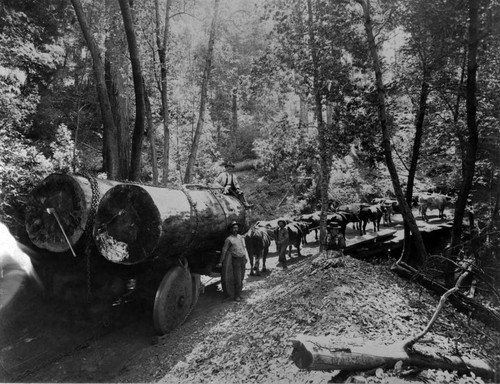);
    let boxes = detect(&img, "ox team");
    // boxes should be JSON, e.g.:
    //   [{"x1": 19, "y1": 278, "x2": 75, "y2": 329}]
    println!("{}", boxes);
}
[{"x1": 215, "y1": 177, "x2": 455, "y2": 301}]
